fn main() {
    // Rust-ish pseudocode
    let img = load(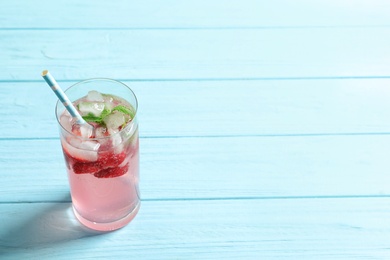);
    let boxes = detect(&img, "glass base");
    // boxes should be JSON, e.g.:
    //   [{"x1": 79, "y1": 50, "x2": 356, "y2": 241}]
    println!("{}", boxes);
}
[{"x1": 72, "y1": 202, "x2": 141, "y2": 232}]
